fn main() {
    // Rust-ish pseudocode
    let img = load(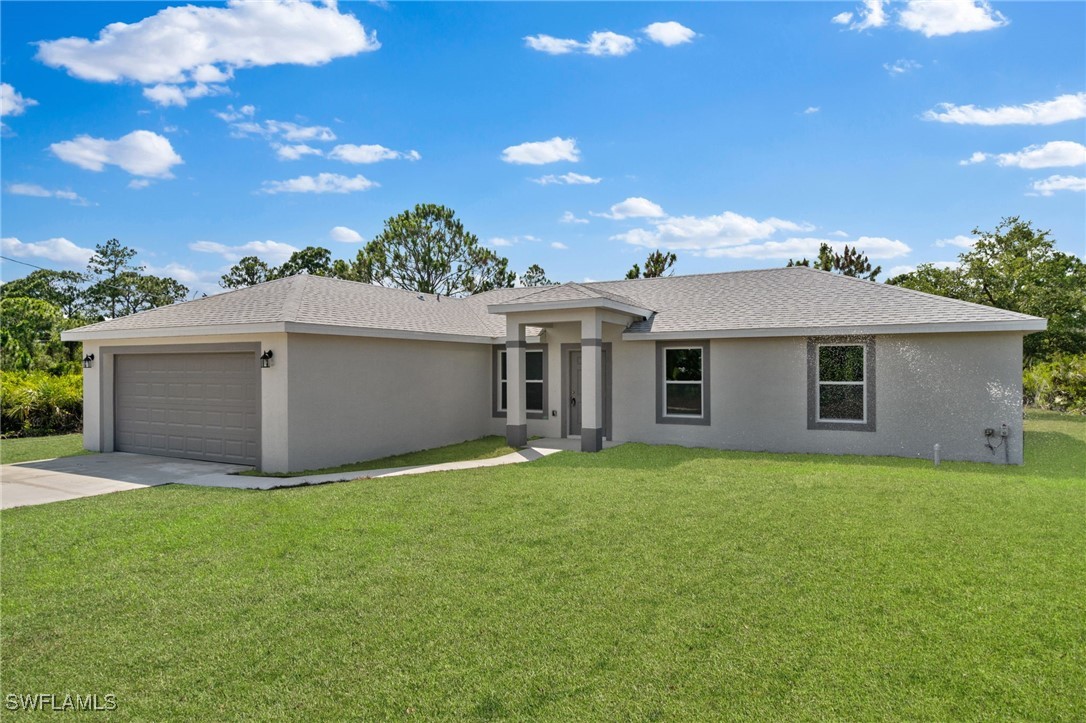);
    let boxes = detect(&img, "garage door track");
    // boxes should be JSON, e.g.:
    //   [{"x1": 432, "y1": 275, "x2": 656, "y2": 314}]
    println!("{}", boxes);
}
[{"x1": 1, "y1": 453, "x2": 251, "y2": 510}]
